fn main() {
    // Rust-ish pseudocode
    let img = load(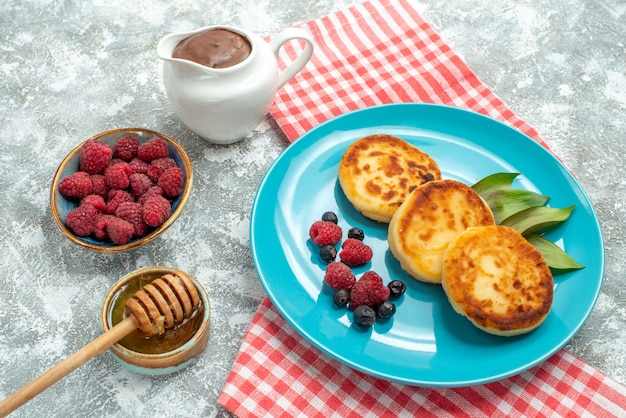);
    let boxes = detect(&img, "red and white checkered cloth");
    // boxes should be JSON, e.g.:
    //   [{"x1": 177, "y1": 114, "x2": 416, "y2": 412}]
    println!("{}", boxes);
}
[
  {"x1": 219, "y1": 299, "x2": 626, "y2": 417},
  {"x1": 218, "y1": 0, "x2": 626, "y2": 416},
  {"x1": 268, "y1": 0, "x2": 547, "y2": 147}
]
